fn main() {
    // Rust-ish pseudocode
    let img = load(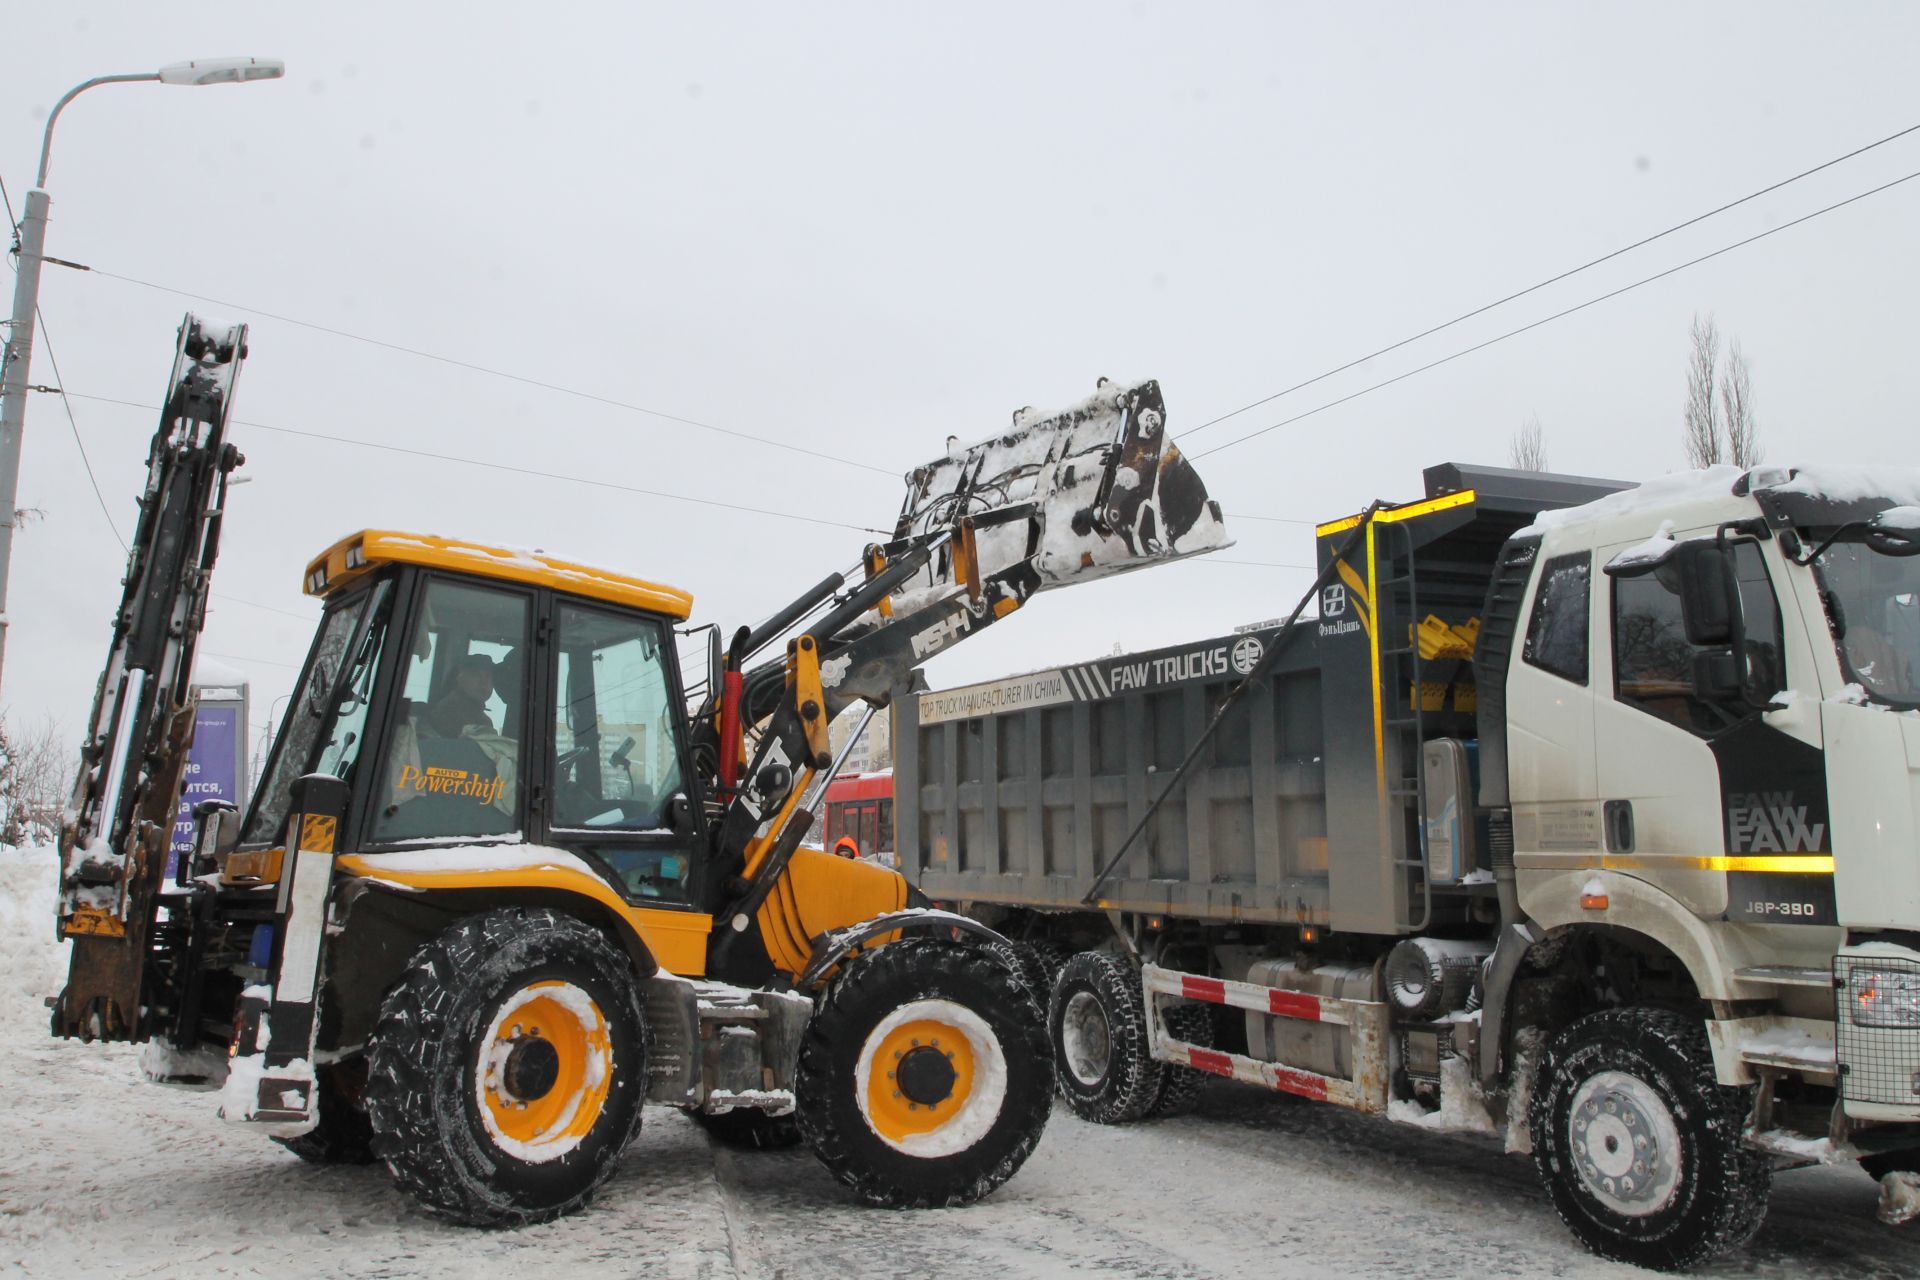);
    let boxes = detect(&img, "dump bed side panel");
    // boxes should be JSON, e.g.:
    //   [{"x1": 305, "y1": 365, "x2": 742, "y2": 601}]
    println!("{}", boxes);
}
[{"x1": 896, "y1": 626, "x2": 1331, "y2": 924}]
